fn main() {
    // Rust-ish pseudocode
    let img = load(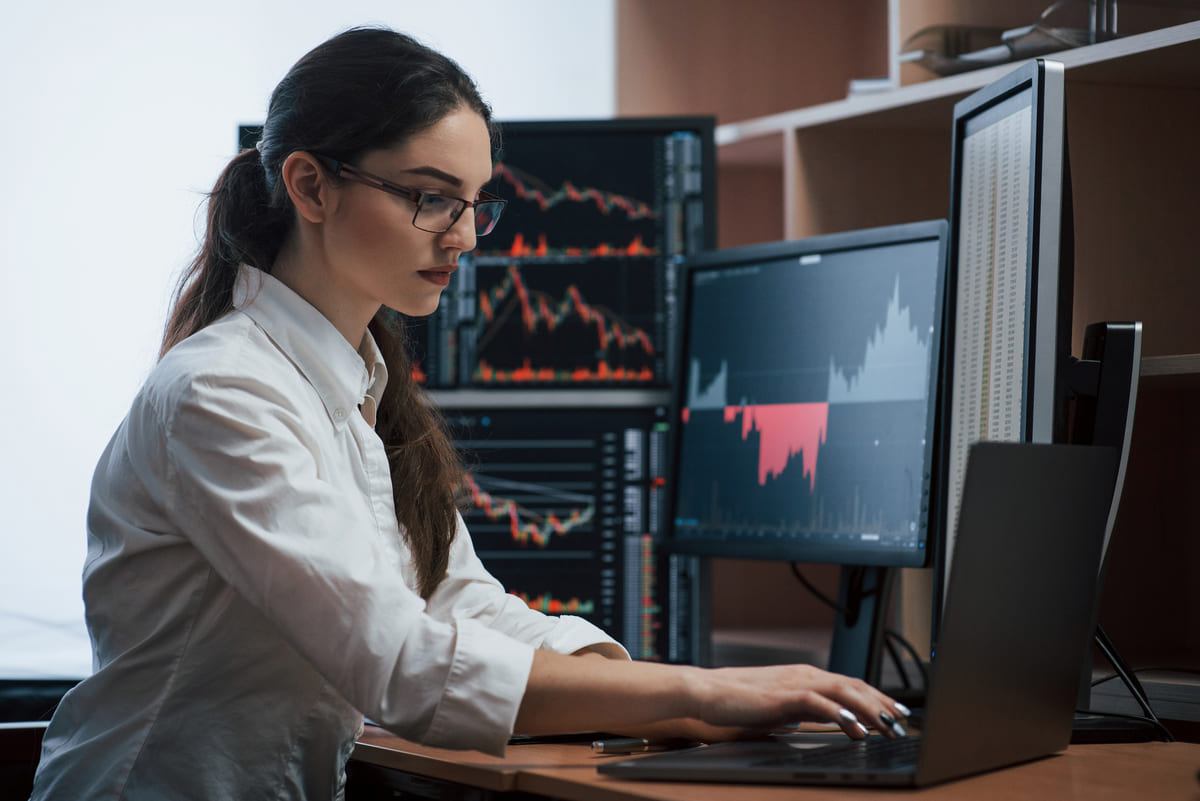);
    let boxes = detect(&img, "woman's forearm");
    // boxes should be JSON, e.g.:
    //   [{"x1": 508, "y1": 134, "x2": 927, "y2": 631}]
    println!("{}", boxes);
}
[
  {"x1": 514, "y1": 650, "x2": 909, "y2": 742},
  {"x1": 515, "y1": 650, "x2": 697, "y2": 734}
]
